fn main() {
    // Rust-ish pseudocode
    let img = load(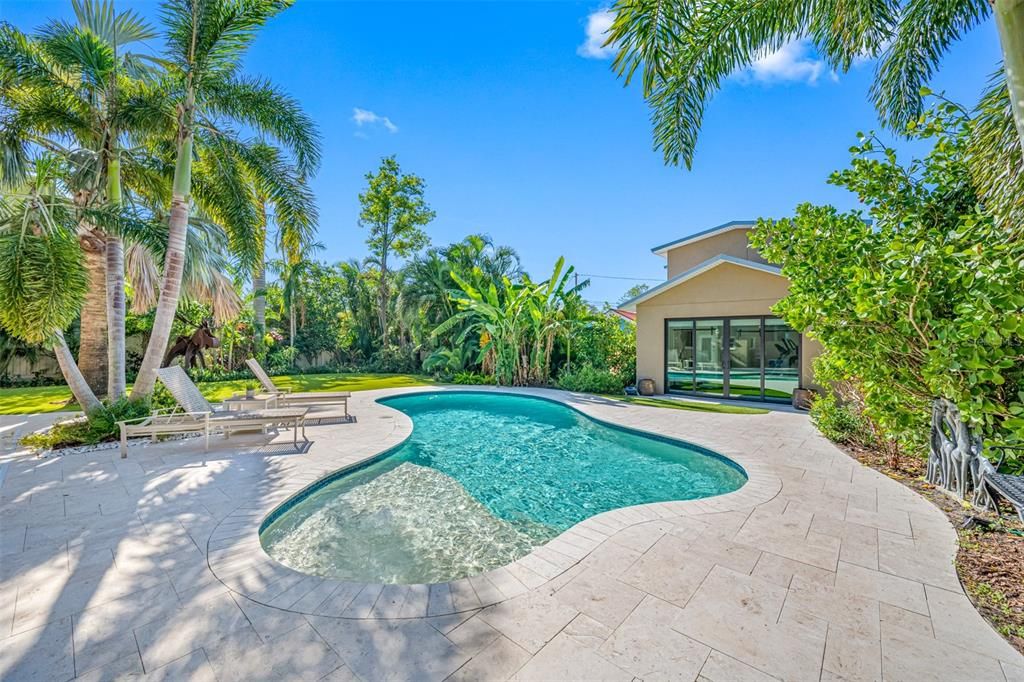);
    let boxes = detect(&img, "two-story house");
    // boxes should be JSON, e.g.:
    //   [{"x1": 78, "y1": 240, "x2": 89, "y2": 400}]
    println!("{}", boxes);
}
[{"x1": 619, "y1": 220, "x2": 821, "y2": 403}]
